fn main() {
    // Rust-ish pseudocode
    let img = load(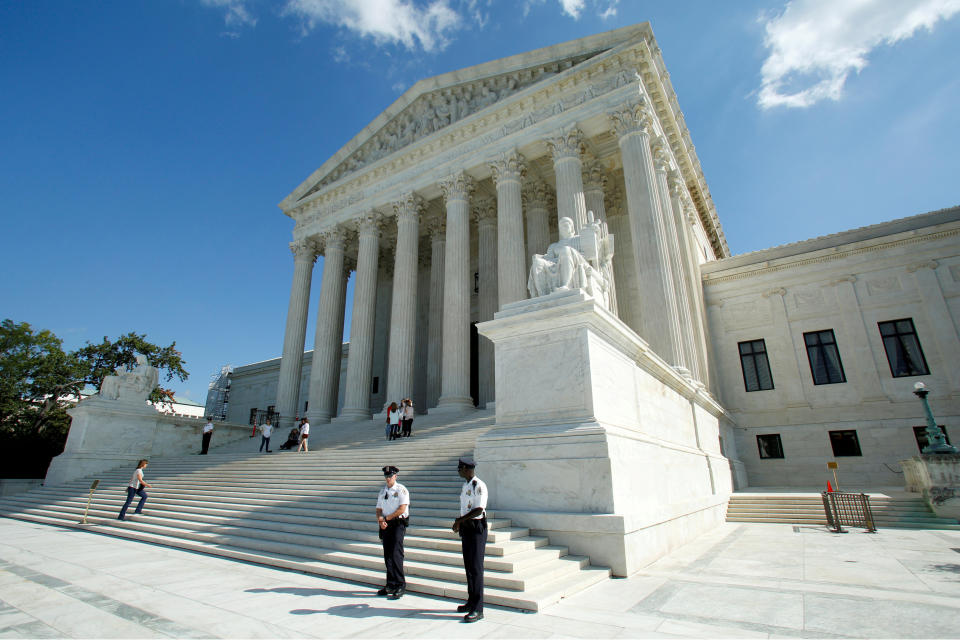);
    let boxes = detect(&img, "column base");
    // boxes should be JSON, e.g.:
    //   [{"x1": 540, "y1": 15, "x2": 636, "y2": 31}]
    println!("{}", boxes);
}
[
  {"x1": 332, "y1": 408, "x2": 372, "y2": 423},
  {"x1": 432, "y1": 397, "x2": 476, "y2": 415},
  {"x1": 305, "y1": 410, "x2": 333, "y2": 425}
]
